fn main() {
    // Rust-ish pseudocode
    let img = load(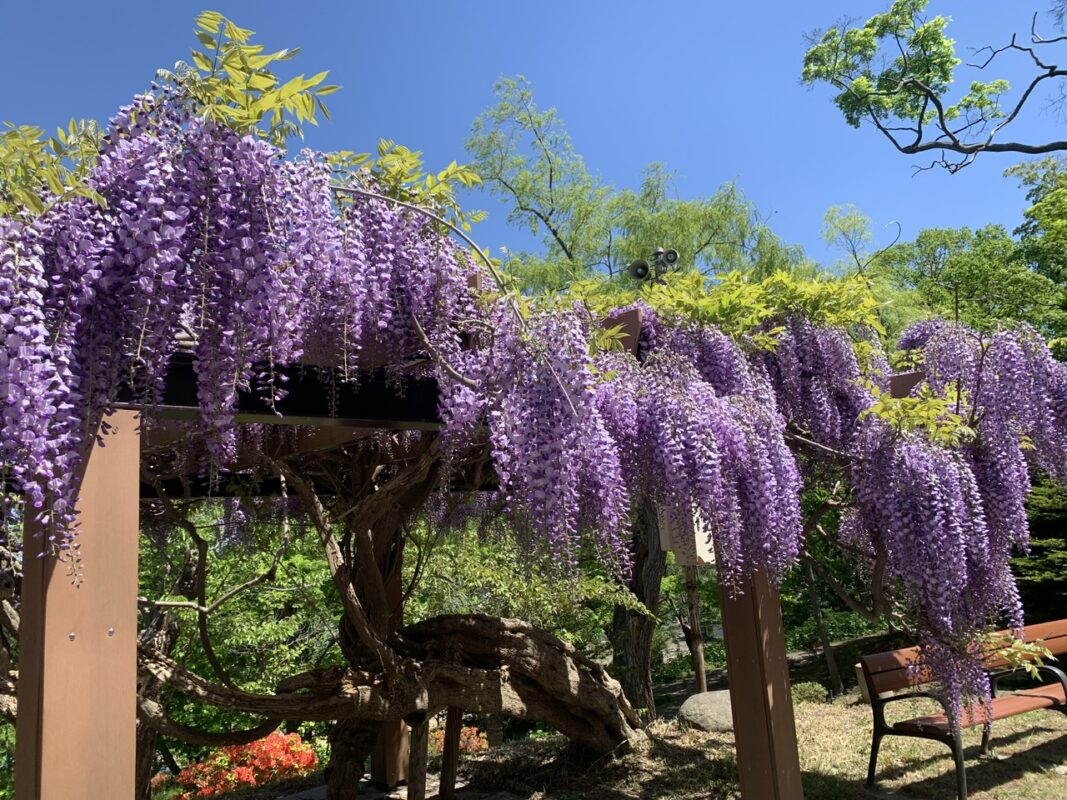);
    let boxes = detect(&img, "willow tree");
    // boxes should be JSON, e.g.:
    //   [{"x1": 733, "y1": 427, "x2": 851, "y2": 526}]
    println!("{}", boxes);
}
[{"x1": 466, "y1": 75, "x2": 805, "y2": 293}]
